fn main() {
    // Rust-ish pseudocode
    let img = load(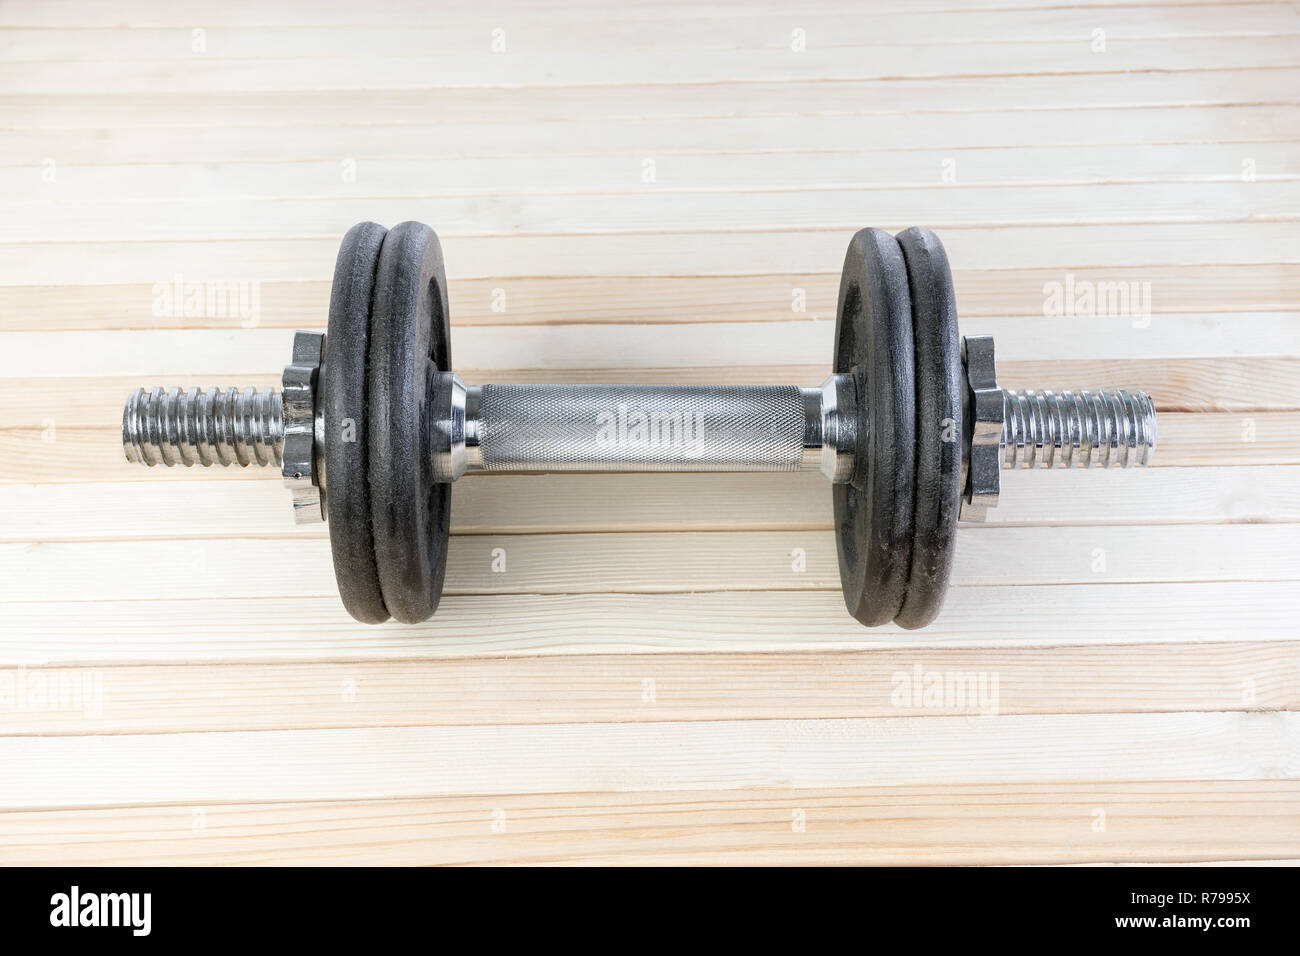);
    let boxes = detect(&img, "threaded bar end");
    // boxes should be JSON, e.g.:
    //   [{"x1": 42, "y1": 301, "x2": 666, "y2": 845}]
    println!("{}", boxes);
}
[
  {"x1": 122, "y1": 386, "x2": 284, "y2": 467},
  {"x1": 1001, "y1": 388, "x2": 1156, "y2": 469}
]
